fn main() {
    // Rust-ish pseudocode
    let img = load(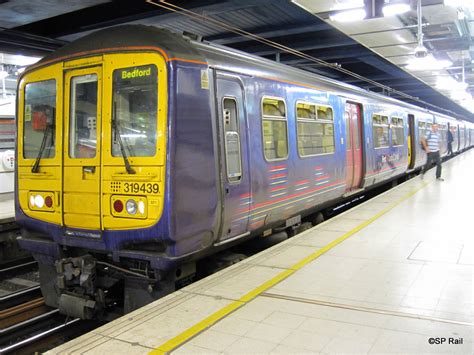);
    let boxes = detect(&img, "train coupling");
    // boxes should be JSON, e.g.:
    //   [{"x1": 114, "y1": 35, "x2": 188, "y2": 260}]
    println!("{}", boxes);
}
[{"x1": 56, "y1": 255, "x2": 106, "y2": 319}]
